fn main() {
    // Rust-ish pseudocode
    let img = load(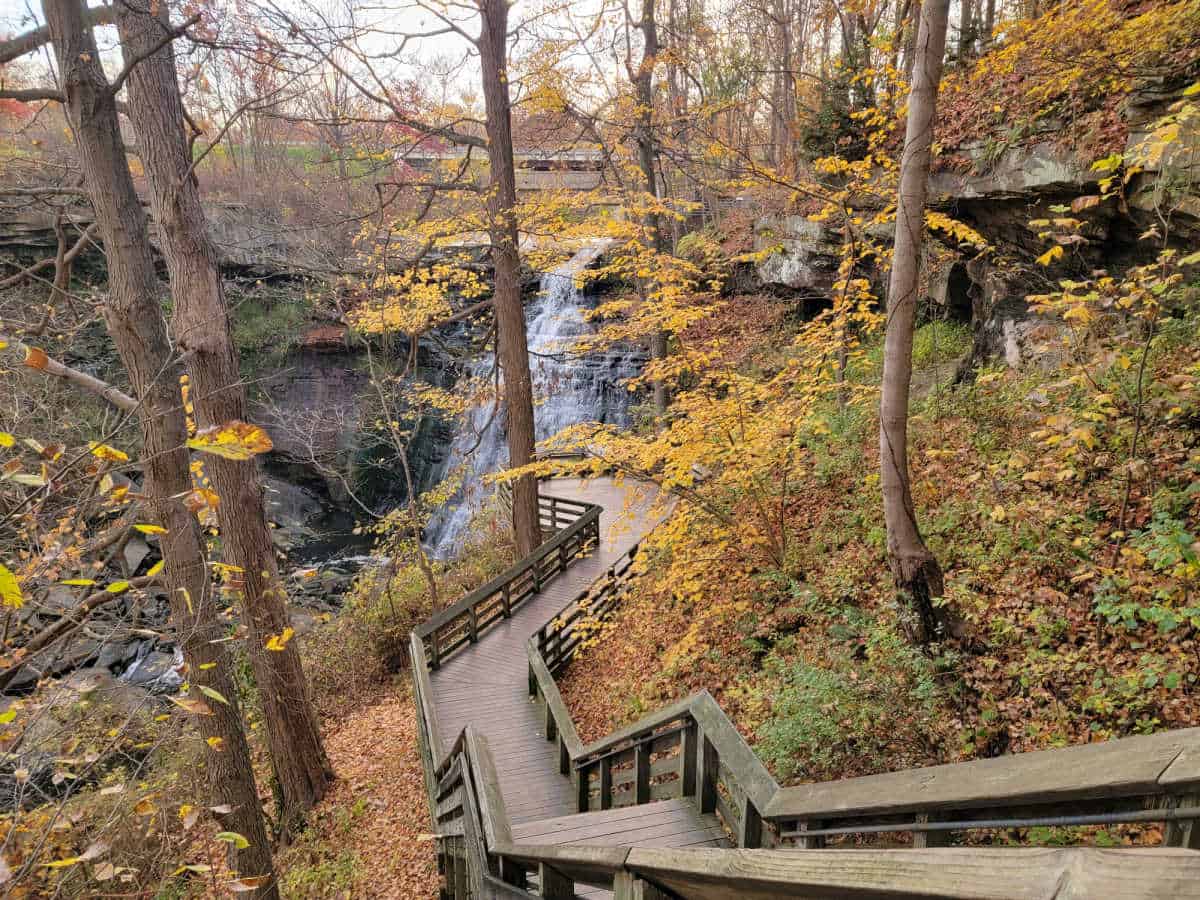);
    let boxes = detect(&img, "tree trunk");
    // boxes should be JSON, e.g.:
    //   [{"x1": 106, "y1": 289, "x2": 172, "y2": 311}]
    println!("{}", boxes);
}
[
  {"x1": 39, "y1": 0, "x2": 276, "y2": 891},
  {"x1": 887, "y1": 0, "x2": 912, "y2": 114},
  {"x1": 113, "y1": 0, "x2": 332, "y2": 829},
  {"x1": 879, "y1": 0, "x2": 954, "y2": 644},
  {"x1": 983, "y1": 0, "x2": 996, "y2": 46},
  {"x1": 958, "y1": 0, "x2": 975, "y2": 60},
  {"x1": 477, "y1": 0, "x2": 542, "y2": 557},
  {"x1": 903, "y1": 0, "x2": 921, "y2": 79},
  {"x1": 632, "y1": 0, "x2": 670, "y2": 413}
]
